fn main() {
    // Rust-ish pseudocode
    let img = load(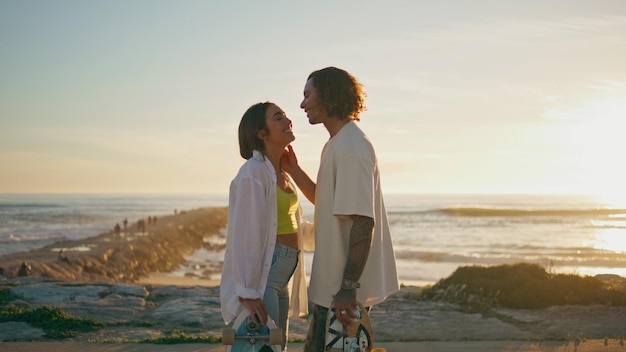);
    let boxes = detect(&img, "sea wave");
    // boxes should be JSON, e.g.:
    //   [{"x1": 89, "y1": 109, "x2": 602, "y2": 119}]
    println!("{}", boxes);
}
[
  {"x1": 394, "y1": 249, "x2": 626, "y2": 267},
  {"x1": 587, "y1": 220, "x2": 626, "y2": 229},
  {"x1": 403, "y1": 207, "x2": 626, "y2": 217},
  {"x1": 0, "y1": 202, "x2": 65, "y2": 209},
  {"x1": 0, "y1": 233, "x2": 69, "y2": 243}
]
